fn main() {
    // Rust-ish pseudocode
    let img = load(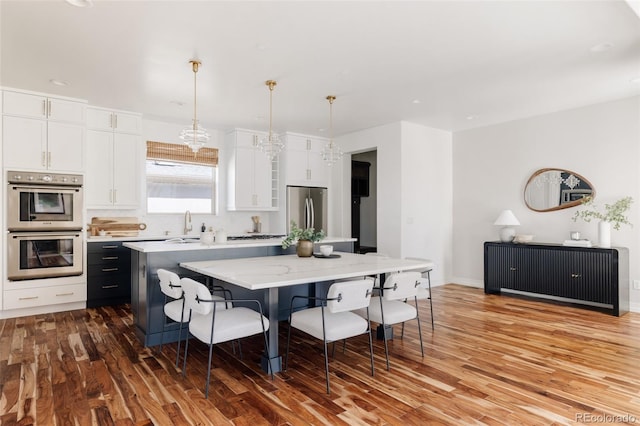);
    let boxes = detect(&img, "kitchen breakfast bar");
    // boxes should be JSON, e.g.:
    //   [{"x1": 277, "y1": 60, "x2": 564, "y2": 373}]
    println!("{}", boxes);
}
[
  {"x1": 124, "y1": 237, "x2": 431, "y2": 373},
  {"x1": 124, "y1": 237, "x2": 356, "y2": 349}
]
